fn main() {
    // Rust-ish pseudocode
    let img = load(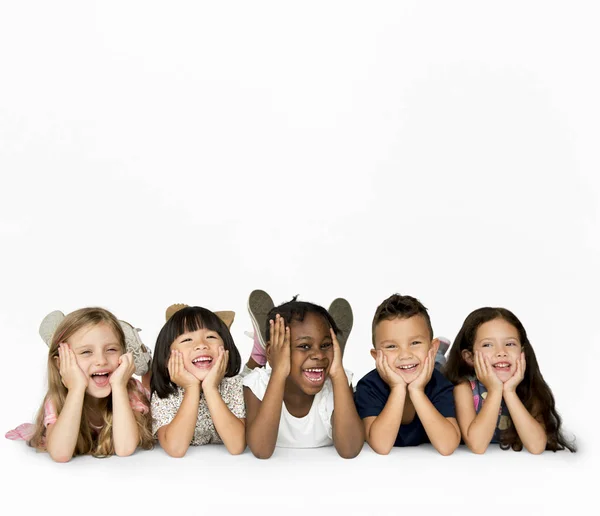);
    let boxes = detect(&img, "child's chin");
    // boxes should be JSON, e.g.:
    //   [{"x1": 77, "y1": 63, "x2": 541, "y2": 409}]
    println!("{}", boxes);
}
[{"x1": 87, "y1": 385, "x2": 112, "y2": 398}]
